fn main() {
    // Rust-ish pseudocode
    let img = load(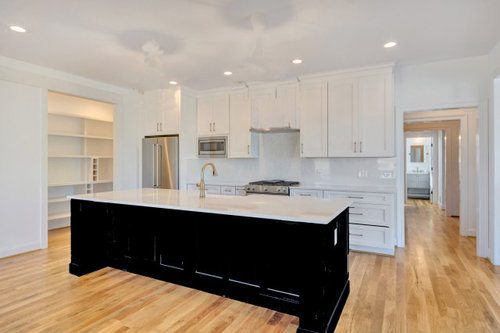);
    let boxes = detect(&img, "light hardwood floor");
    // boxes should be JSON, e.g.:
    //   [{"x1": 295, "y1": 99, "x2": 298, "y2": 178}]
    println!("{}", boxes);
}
[{"x1": 0, "y1": 199, "x2": 499, "y2": 332}]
